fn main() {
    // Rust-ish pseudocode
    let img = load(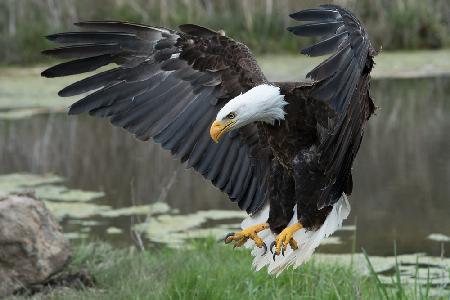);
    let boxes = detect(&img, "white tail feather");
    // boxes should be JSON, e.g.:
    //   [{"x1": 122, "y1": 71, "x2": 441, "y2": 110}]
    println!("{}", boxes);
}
[{"x1": 241, "y1": 194, "x2": 351, "y2": 275}]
